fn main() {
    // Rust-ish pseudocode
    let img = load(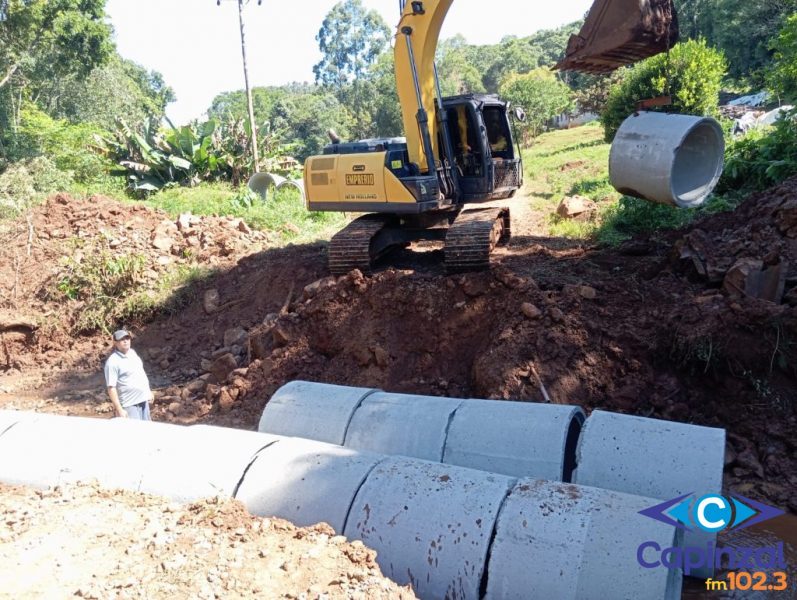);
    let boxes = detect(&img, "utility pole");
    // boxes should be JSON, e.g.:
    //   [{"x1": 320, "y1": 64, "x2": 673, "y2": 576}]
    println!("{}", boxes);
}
[{"x1": 218, "y1": 0, "x2": 261, "y2": 172}]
